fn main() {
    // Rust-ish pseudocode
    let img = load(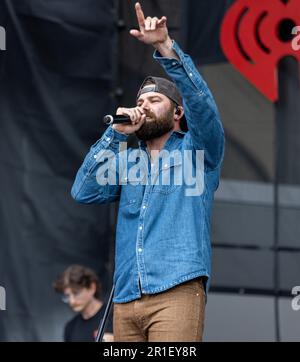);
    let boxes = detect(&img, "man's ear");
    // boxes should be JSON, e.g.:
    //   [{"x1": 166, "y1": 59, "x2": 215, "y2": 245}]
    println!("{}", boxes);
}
[
  {"x1": 89, "y1": 282, "x2": 97, "y2": 294},
  {"x1": 174, "y1": 106, "x2": 184, "y2": 120}
]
